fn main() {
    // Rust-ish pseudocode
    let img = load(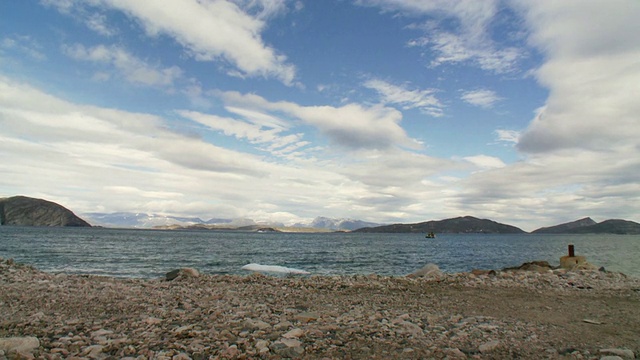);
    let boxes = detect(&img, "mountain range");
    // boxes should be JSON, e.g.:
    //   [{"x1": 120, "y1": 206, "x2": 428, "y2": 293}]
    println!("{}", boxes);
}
[{"x1": 2, "y1": 195, "x2": 640, "y2": 234}]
